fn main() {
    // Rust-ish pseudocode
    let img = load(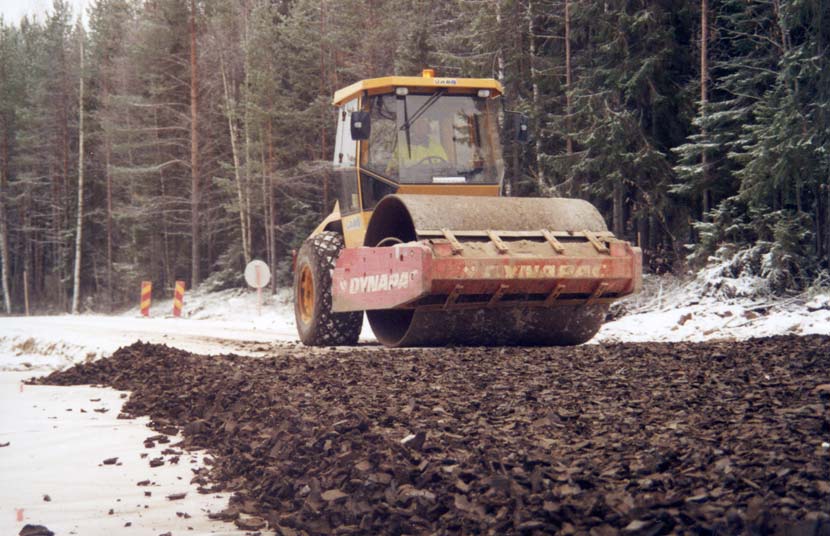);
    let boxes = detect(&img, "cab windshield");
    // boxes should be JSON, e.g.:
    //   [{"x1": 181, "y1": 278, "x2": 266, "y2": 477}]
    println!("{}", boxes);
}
[{"x1": 364, "y1": 92, "x2": 504, "y2": 185}]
